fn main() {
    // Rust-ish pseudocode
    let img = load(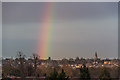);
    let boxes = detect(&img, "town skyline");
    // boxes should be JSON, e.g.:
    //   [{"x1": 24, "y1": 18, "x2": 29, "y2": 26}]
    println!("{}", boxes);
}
[
  {"x1": 1, "y1": 51, "x2": 119, "y2": 60},
  {"x1": 2, "y1": 51, "x2": 120, "y2": 79}
]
